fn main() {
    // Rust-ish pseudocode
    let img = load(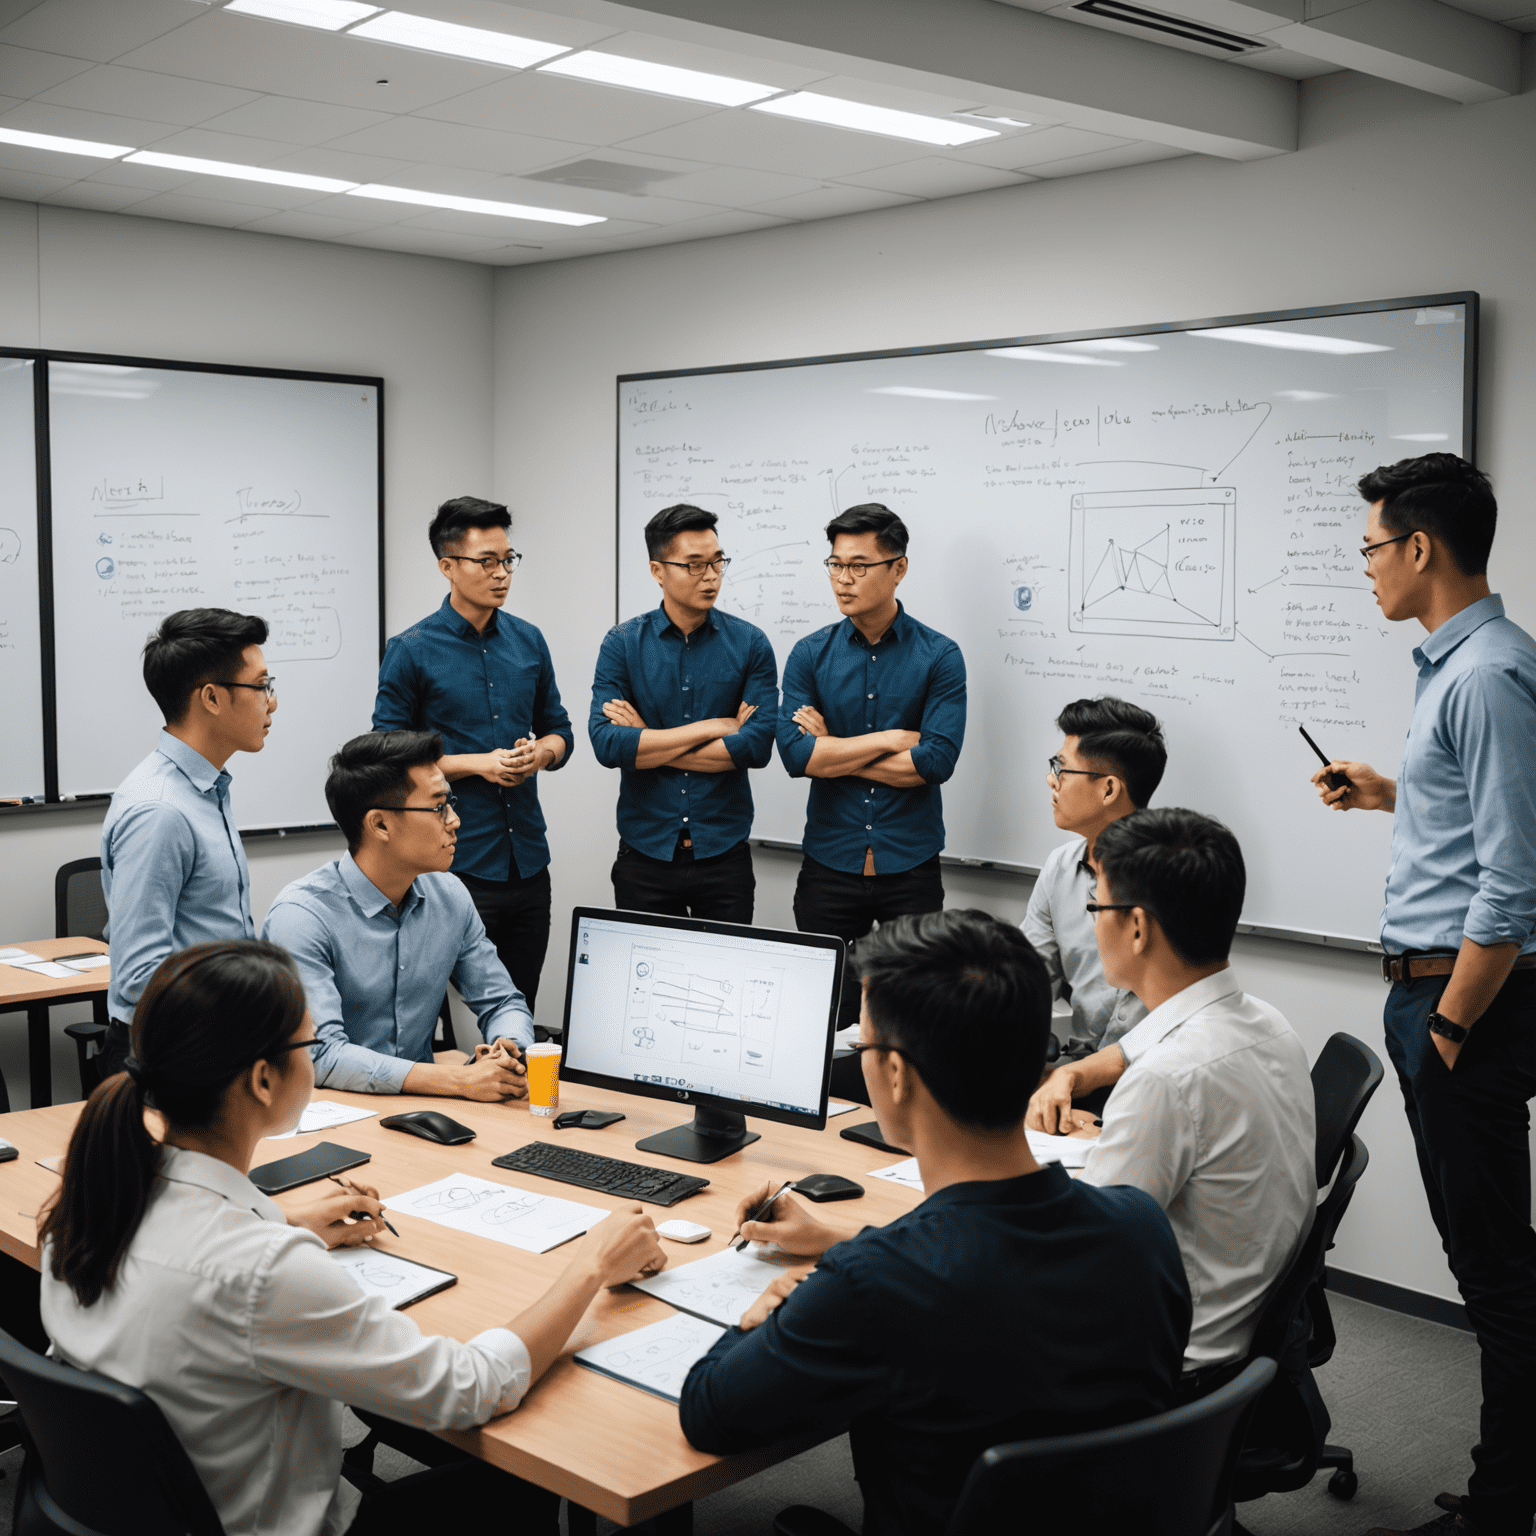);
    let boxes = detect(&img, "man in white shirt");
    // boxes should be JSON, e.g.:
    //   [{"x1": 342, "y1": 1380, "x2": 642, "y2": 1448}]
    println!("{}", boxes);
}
[
  {"x1": 1029, "y1": 806, "x2": 1315, "y2": 1386},
  {"x1": 1022, "y1": 697, "x2": 1166, "y2": 1063}
]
